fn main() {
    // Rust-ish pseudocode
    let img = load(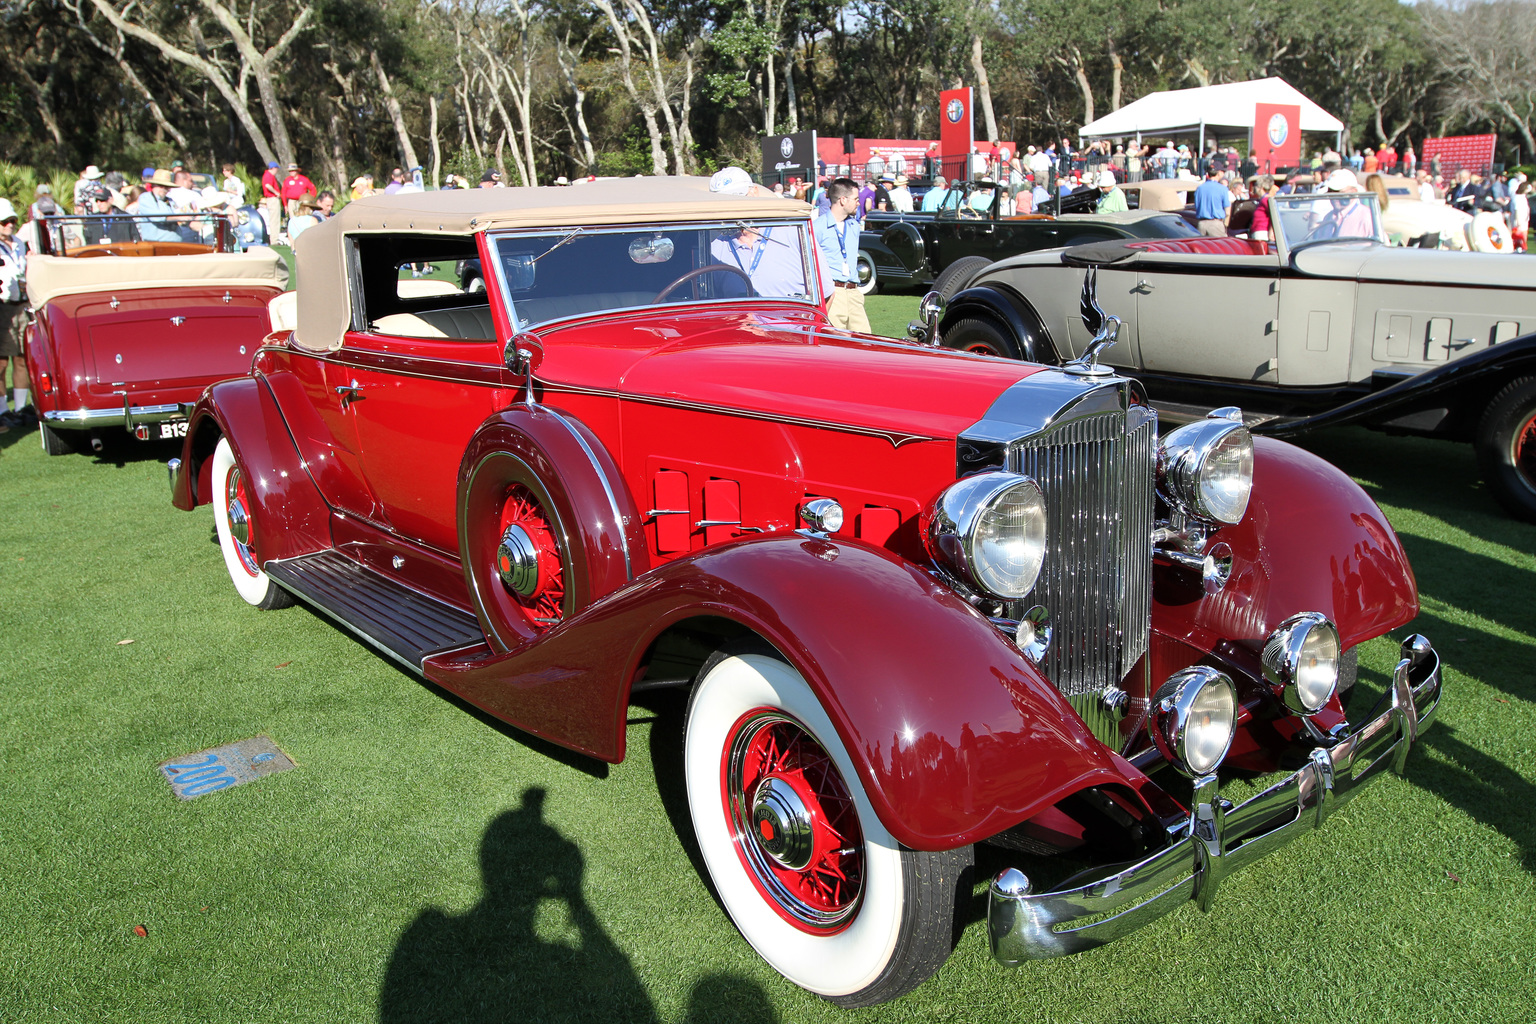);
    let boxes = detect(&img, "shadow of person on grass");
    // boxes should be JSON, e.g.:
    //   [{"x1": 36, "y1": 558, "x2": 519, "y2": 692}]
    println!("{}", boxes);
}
[
  {"x1": 379, "y1": 786, "x2": 659, "y2": 1024},
  {"x1": 380, "y1": 787, "x2": 777, "y2": 1024}
]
